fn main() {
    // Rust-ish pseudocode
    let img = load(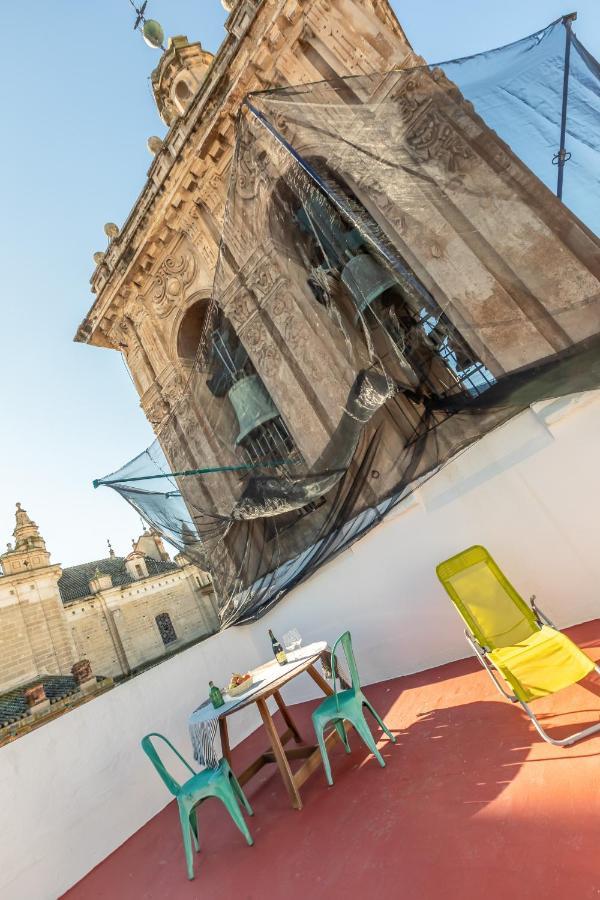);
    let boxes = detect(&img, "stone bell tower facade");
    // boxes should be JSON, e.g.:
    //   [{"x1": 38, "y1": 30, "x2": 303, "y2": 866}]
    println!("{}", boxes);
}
[
  {"x1": 0, "y1": 505, "x2": 78, "y2": 692},
  {"x1": 74, "y1": 0, "x2": 418, "y2": 491},
  {"x1": 75, "y1": 0, "x2": 600, "y2": 577}
]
